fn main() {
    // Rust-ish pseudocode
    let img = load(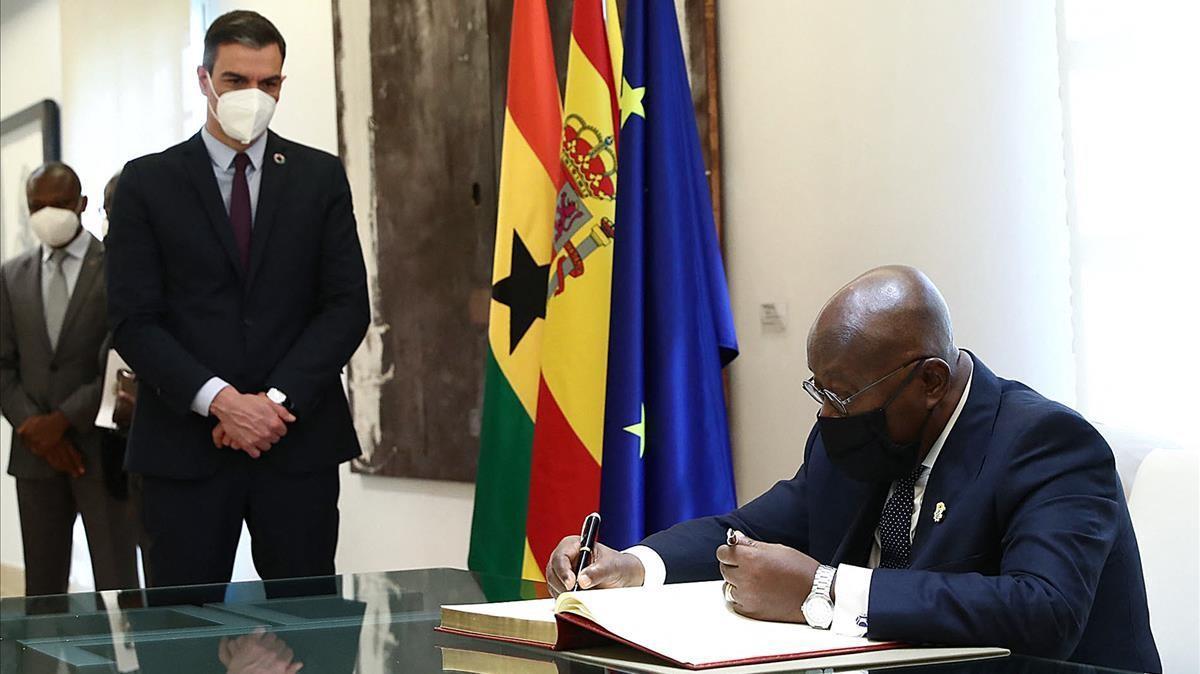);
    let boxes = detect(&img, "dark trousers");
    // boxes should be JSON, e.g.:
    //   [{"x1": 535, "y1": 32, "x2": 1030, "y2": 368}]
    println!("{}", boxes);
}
[
  {"x1": 140, "y1": 460, "x2": 340, "y2": 588},
  {"x1": 15, "y1": 472, "x2": 141, "y2": 596}
]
